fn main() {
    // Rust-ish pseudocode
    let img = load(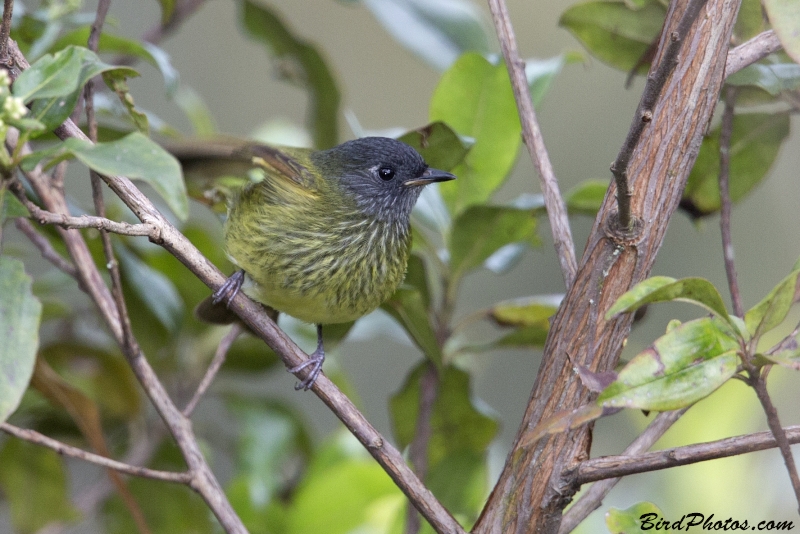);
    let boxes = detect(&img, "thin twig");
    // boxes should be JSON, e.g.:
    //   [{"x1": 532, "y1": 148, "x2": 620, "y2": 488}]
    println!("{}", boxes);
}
[
  {"x1": 0, "y1": 0, "x2": 13, "y2": 61},
  {"x1": 718, "y1": 86, "x2": 743, "y2": 316},
  {"x1": 574, "y1": 422, "x2": 800, "y2": 485},
  {"x1": 486, "y1": 0, "x2": 577, "y2": 288},
  {"x1": 610, "y1": 0, "x2": 710, "y2": 230},
  {"x1": 725, "y1": 30, "x2": 782, "y2": 78},
  {"x1": 183, "y1": 323, "x2": 243, "y2": 417},
  {"x1": 750, "y1": 374, "x2": 800, "y2": 513},
  {"x1": 0, "y1": 423, "x2": 192, "y2": 484},
  {"x1": 405, "y1": 363, "x2": 439, "y2": 534},
  {"x1": 14, "y1": 217, "x2": 79, "y2": 280},
  {"x1": 559, "y1": 409, "x2": 687, "y2": 533},
  {"x1": 12, "y1": 186, "x2": 159, "y2": 237}
]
